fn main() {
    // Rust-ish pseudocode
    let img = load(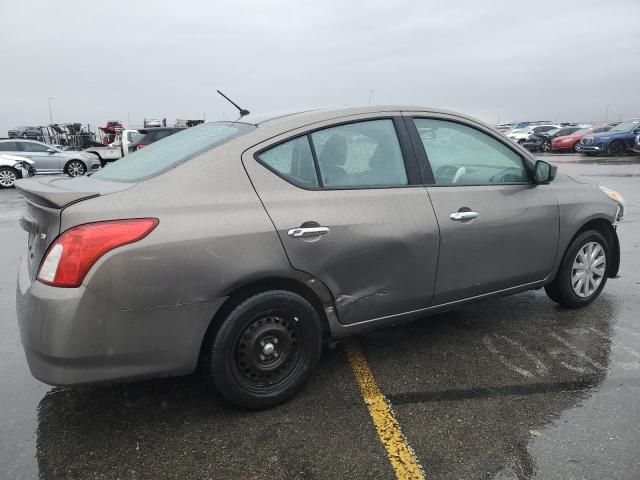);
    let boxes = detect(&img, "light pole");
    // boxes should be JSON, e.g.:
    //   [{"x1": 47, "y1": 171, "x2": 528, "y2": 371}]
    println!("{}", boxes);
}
[
  {"x1": 368, "y1": 89, "x2": 375, "y2": 105},
  {"x1": 605, "y1": 104, "x2": 610, "y2": 123},
  {"x1": 48, "y1": 97, "x2": 55, "y2": 125}
]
